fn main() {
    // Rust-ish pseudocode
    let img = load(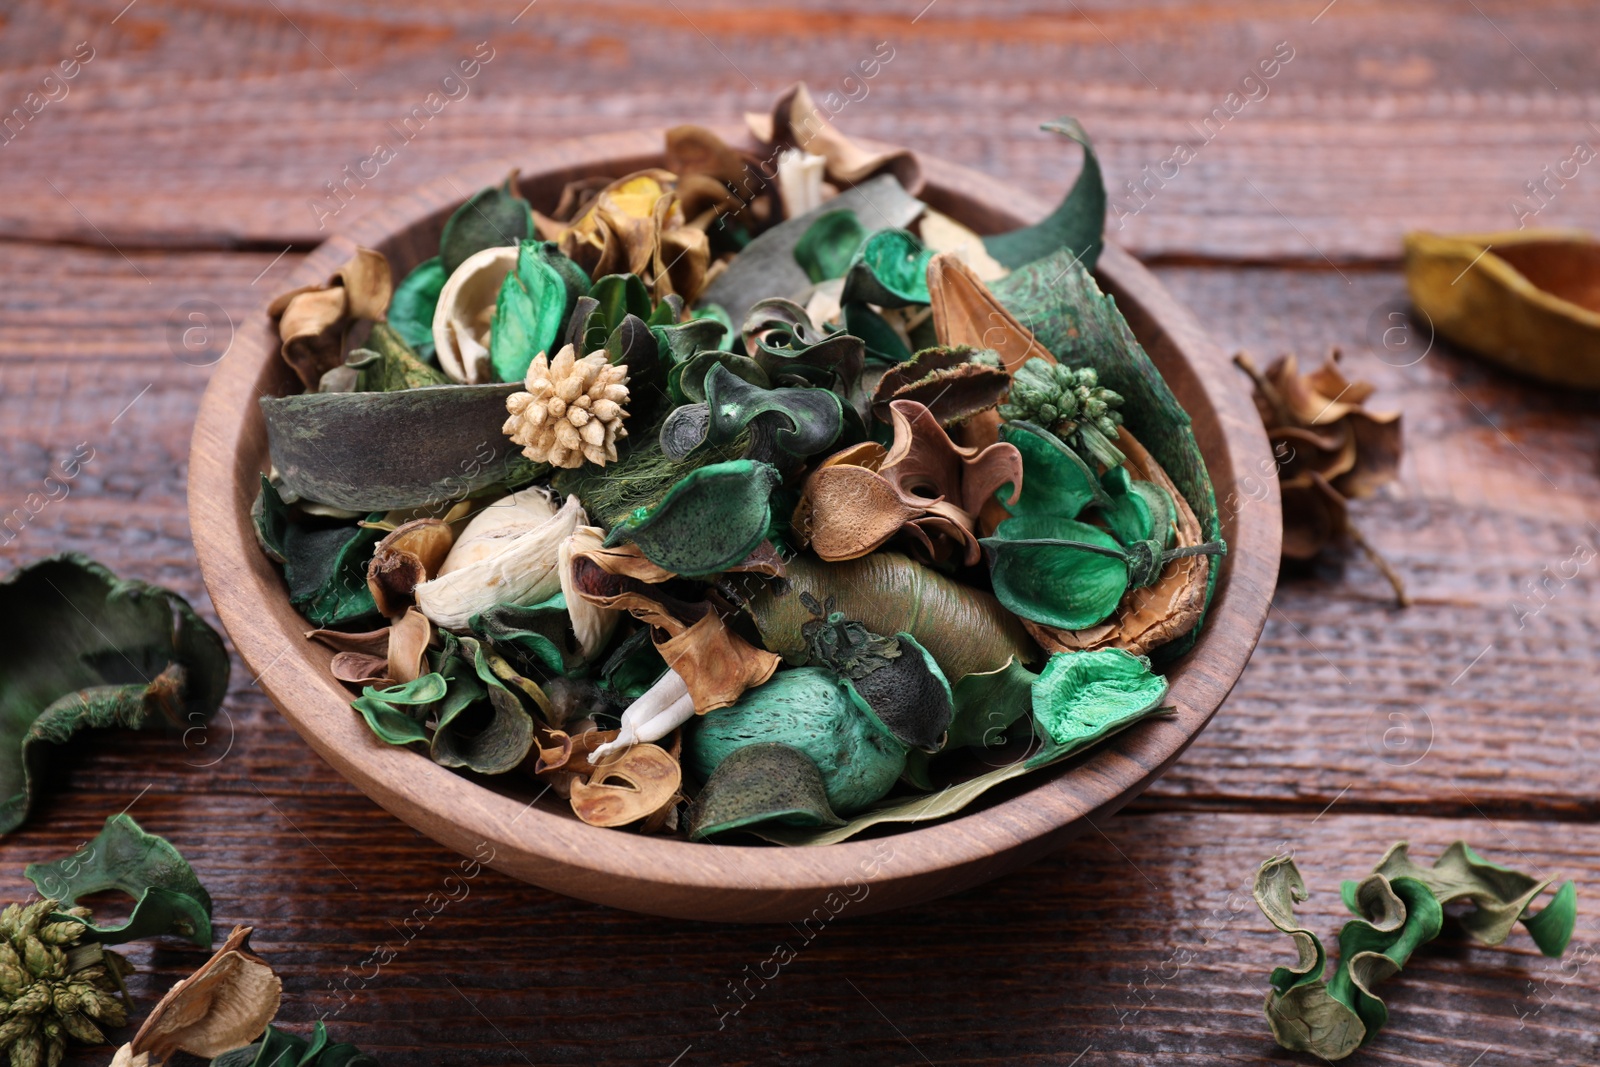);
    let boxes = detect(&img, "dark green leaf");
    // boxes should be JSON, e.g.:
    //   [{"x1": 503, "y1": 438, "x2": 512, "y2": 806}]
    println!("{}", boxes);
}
[
  {"x1": 261, "y1": 383, "x2": 544, "y2": 511},
  {"x1": 666, "y1": 350, "x2": 771, "y2": 406},
  {"x1": 843, "y1": 302, "x2": 912, "y2": 365},
  {"x1": 469, "y1": 593, "x2": 583, "y2": 678},
  {"x1": 439, "y1": 171, "x2": 534, "y2": 276},
  {"x1": 0, "y1": 555, "x2": 229, "y2": 836},
  {"x1": 350, "y1": 322, "x2": 449, "y2": 392},
  {"x1": 844, "y1": 634, "x2": 952, "y2": 751},
  {"x1": 841, "y1": 229, "x2": 933, "y2": 308},
  {"x1": 26, "y1": 813, "x2": 213, "y2": 947},
  {"x1": 982, "y1": 118, "x2": 1105, "y2": 271},
  {"x1": 741, "y1": 297, "x2": 864, "y2": 392},
  {"x1": 651, "y1": 316, "x2": 728, "y2": 365},
  {"x1": 685, "y1": 742, "x2": 844, "y2": 840},
  {"x1": 429, "y1": 636, "x2": 535, "y2": 774},
  {"x1": 389, "y1": 257, "x2": 447, "y2": 360},
  {"x1": 688, "y1": 304, "x2": 734, "y2": 351},
  {"x1": 659, "y1": 363, "x2": 843, "y2": 466},
  {"x1": 945, "y1": 656, "x2": 1037, "y2": 750},
  {"x1": 604, "y1": 459, "x2": 782, "y2": 578},
  {"x1": 793, "y1": 208, "x2": 868, "y2": 283},
  {"x1": 255, "y1": 479, "x2": 384, "y2": 628},
  {"x1": 599, "y1": 627, "x2": 667, "y2": 701}
]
